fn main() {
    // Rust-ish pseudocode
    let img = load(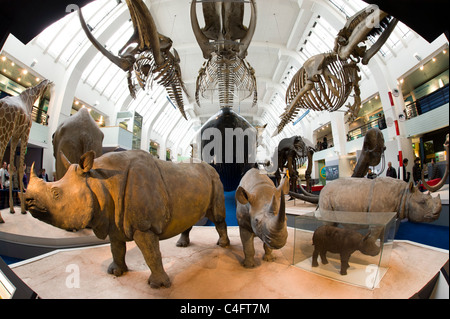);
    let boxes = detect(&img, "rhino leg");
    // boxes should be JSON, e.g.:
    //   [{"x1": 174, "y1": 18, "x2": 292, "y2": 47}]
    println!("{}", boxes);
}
[
  {"x1": 339, "y1": 253, "x2": 351, "y2": 275},
  {"x1": 320, "y1": 250, "x2": 329, "y2": 265},
  {"x1": 312, "y1": 248, "x2": 319, "y2": 267},
  {"x1": 134, "y1": 230, "x2": 171, "y2": 288},
  {"x1": 206, "y1": 192, "x2": 230, "y2": 248},
  {"x1": 108, "y1": 239, "x2": 128, "y2": 276},
  {"x1": 262, "y1": 243, "x2": 275, "y2": 262},
  {"x1": 239, "y1": 226, "x2": 256, "y2": 268},
  {"x1": 0, "y1": 212, "x2": 4, "y2": 223},
  {"x1": 214, "y1": 221, "x2": 230, "y2": 248},
  {"x1": 176, "y1": 227, "x2": 192, "y2": 247}
]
